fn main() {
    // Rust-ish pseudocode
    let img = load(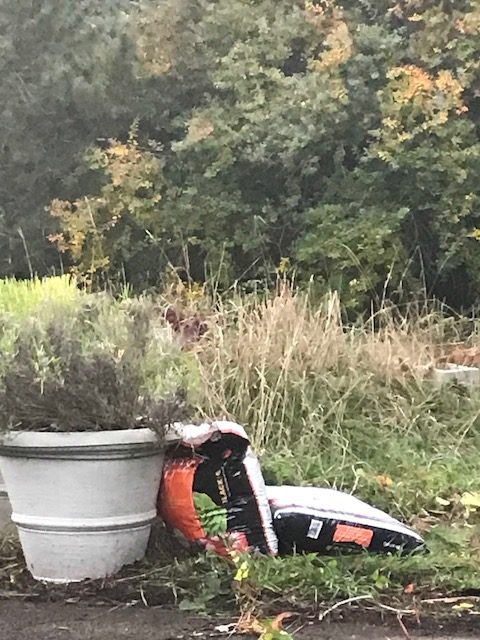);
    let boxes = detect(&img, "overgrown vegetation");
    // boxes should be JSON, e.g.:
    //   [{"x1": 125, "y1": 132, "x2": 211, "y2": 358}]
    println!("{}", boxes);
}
[
  {"x1": 3, "y1": 281, "x2": 479, "y2": 623},
  {"x1": 127, "y1": 282, "x2": 480, "y2": 623},
  {"x1": 0, "y1": 279, "x2": 194, "y2": 434},
  {"x1": 2, "y1": 1, "x2": 480, "y2": 632},
  {"x1": 179, "y1": 285, "x2": 480, "y2": 613}
]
